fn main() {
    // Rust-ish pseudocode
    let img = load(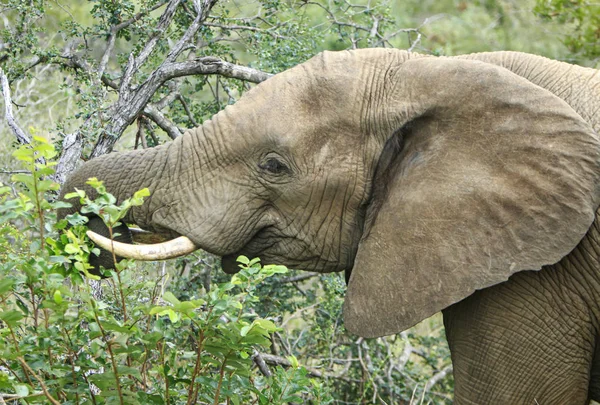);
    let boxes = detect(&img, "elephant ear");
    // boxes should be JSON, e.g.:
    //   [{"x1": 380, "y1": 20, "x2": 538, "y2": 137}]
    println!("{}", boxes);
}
[{"x1": 344, "y1": 58, "x2": 600, "y2": 338}]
